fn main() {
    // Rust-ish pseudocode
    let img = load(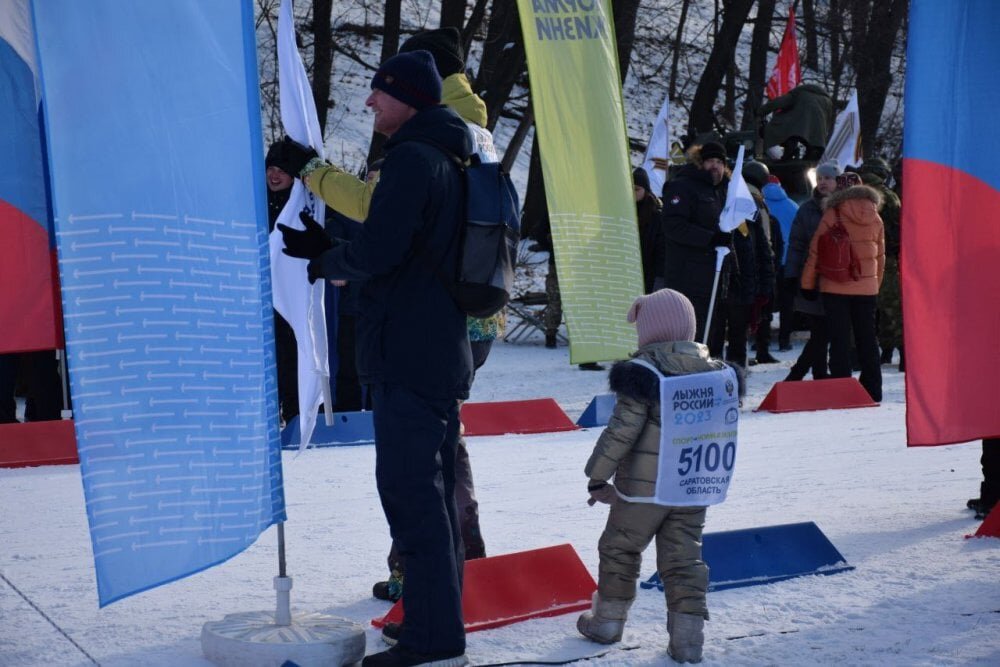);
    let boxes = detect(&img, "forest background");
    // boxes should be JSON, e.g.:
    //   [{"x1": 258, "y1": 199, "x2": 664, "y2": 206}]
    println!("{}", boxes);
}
[{"x1": 253, "y1": 0, "x2": 907, "y2": 233}]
